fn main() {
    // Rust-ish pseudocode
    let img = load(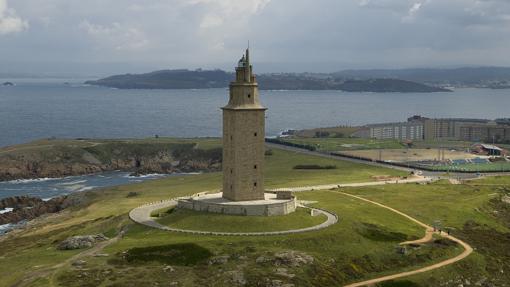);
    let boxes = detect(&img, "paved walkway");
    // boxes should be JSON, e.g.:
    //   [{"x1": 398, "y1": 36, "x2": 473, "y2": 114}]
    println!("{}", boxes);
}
[
  {"x1": 268, "y1": 176, "x2": 433, "y2": 193},
  {"x1": 129, "y1": 199, "x2": 338, "y2": 236}
]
